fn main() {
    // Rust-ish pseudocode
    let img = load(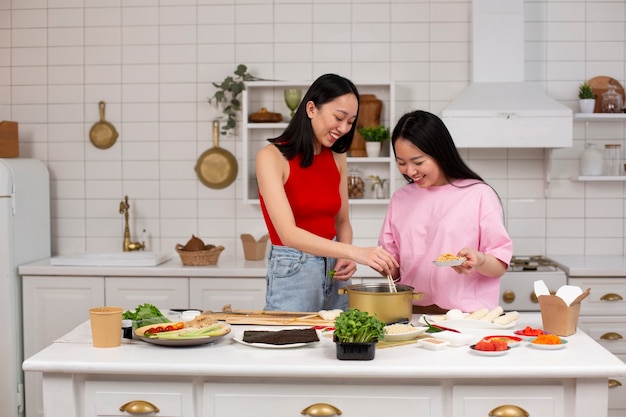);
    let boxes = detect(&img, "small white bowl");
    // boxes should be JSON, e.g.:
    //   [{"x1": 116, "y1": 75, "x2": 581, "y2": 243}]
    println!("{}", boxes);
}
[{"x1": 418, "y1": 338, "x2": 449, "y2": 351}]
